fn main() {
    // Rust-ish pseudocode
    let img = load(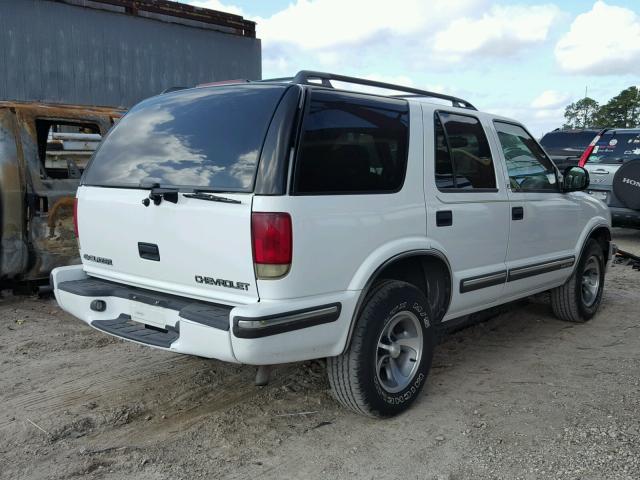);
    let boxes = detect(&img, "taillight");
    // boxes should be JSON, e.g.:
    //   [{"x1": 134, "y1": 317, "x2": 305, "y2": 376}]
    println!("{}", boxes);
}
[
  {"x1": 251, "y1": 212, "x2": 292, "y2": 279},
  {"x1": 578, "y1": 132, "x2": 603, "y2": 167},
  {"x1": 73, "y1": 197, "x2": 79, "y2": 238}
]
